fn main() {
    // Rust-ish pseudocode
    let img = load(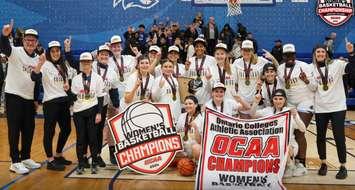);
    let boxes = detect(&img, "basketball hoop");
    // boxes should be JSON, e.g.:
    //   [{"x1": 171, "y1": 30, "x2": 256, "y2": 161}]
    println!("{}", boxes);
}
[{"x1": 227, "y1": 0, "x2": 242, "y2": 16}]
